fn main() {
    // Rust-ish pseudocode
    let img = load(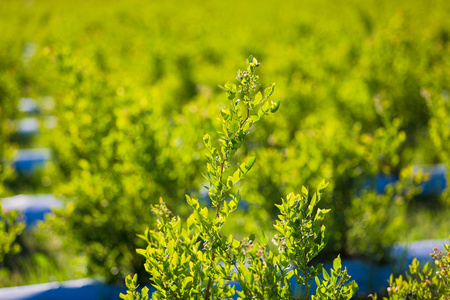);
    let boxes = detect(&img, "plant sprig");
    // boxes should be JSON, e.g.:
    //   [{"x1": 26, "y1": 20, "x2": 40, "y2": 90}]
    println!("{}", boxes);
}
[
  {"x1": 121, "y1": 57, "x2": 358, "y2": 300},
  {"x1": 202, "y1": 55, "x2": 279, "y2": 300},
  {"x1": 204, "y1": 55, "x2": 279, "y2": 214}
]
